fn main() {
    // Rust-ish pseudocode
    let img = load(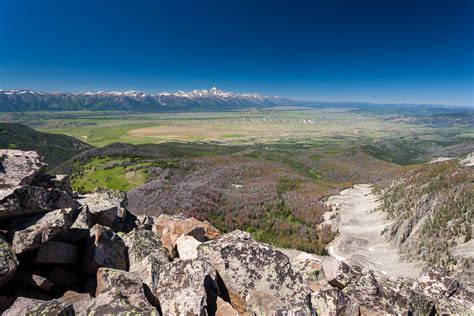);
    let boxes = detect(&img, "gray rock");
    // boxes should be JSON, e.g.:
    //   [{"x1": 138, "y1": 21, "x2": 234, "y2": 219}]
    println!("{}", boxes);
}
[
  {"x1": 0, "y1": 237, "x2": 17, "y2": 286},
  {"x1": 30, "y1": 174, "x2": 73, "y2": 195},
  {"x1": 36, "y1": 241, "x2": 77, "y2": 264},
  {"x1": 3, "y1": 297, "x2": 45, "y2": 316},
  {"x1": 122, "y1": 229, "x2": 169, "y2": 290},
  {"x1": 176, "y1": 234, "x2": 201, "y2": 260},
  {"x1": 26, "y1": 299, "x2": 74, "y2": 315},
  {"x1": 152, "y1": 258, "x2": 218, "y2": 316},
  {"x1": 123, "y1": 228, "x2": 170, "y2": 272},
  {"x1": 80, "y1": 189, "x2": 128, "y2": 231},
  {"x1": 87, "y1": 268, "x2": 158, "y2": 315},
  {"x1": 83, "y1": 224, "x2": 127, "y2": 274},
  {"x1": 0, "y1": 186, "x2": 78, "y2": 222},
  {"x1": 198, "y1": 230, "x2": 313, "y2": 315},
  {"x1": 10, "y1": 208, "x2": 76, "y2": 253},
  {"x1": 322, "y1": 257, "x2": 357, "y2": 290},
  {"x1": 59, "y1": 291, "x2": 94, "y2": 314},
  {"x1": 414, "y1": 268, "x2": 474, "y2": 314},
  {"x1": 0, "y1": 150, "x2": 46, "y2": 191}
]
